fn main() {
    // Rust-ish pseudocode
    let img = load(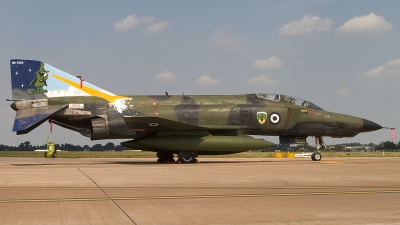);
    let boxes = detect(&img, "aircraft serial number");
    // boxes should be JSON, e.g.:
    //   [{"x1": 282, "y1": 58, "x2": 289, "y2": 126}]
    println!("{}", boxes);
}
[{"x1": 11, "y1": 61, "x2": 24, "y2": 65}]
